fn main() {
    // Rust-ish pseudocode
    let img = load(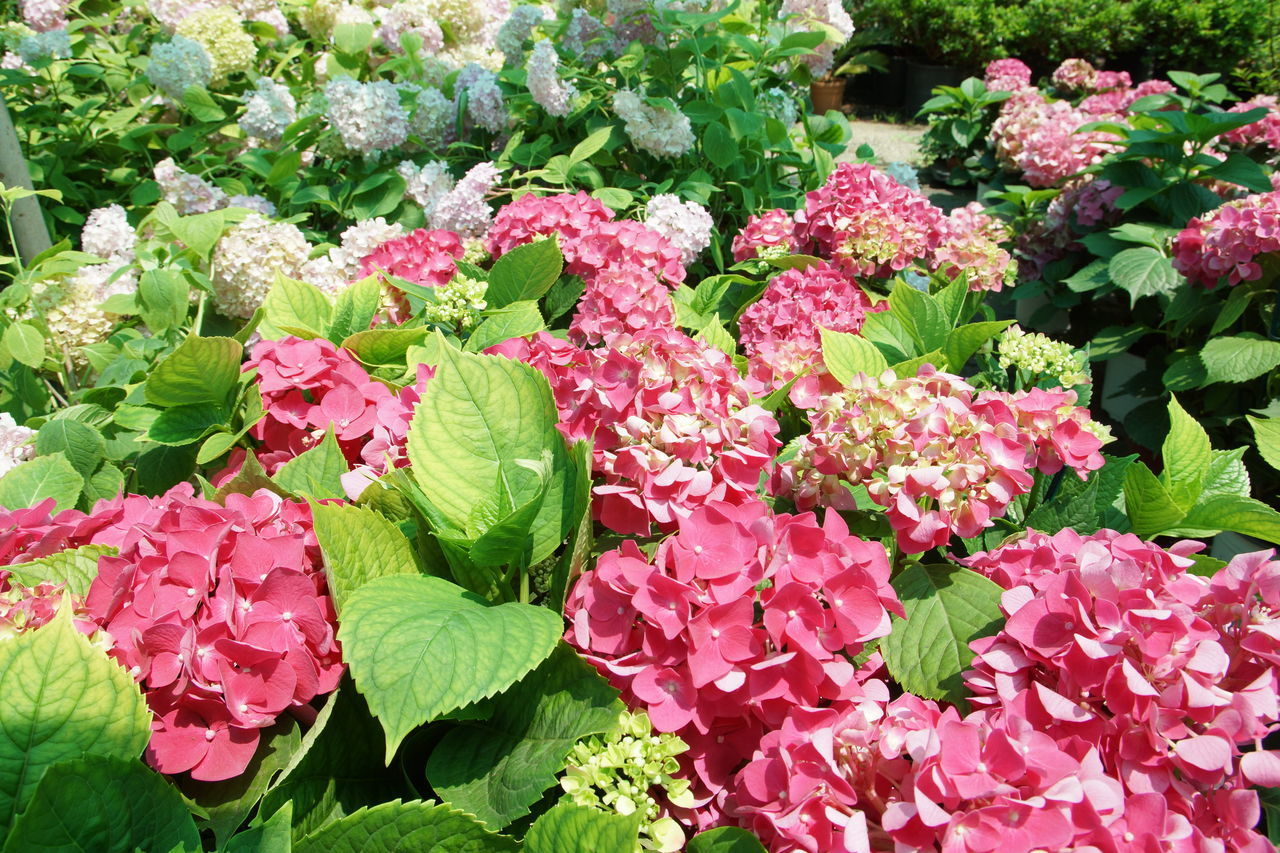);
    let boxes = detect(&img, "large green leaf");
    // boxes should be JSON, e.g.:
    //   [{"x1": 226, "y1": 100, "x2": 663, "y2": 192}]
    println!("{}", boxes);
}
[
  {"x1": 523, "y1": 803, "x2": 641, "y2": 853},
  {"x1": 1249, "y1": 415, "x2": 1280, "y2": 472},
  {"x1": 881, "y1": 563, "x2": 1004, "y2": 704},
  {"x1": 293, "y1": 800, "x2": 519, "y2": 853},
  {"x1": 1175, "y1": 494, "x2": 1280, "y2": 544},
  {"x1": 2, "y1": 323, "x2": 44, "y2": 368},
  {"x1": 465, "y1": 301, "x2": 546, "y2": 354},
  {"x1": 311, "y1": 501, "x2": 420, "y2": 614},
  {"x1": 819, "y1": 327, "x2": 888, "y2": 386},
  {"x1": 888, "y1": 282, "x2": 948, "y2": 351},
  {"x1": 261, "y1": 274, "x2": 332, "y2": 340},
  {"x1": 147, "y1": 402, "x2": 229, "y2": 447},
  {"x1": 34, "y1": 419, "x2": 104, "y2": 478},
  {"x1": 224, "y1": 800, "x2": 293, "y2": 853},
  {"x1": 1, "y1": 755, "x2": 200, "y2": 853},
  {"x1": 426, "y1": 645, "x2": 622, "y2": 828},
  {"x1": 5, "y1": 543, "x2": 116, "y2": 597},
  {"x1": 1108, "y1": 246, "x2": 1180, "y2": 304},
  {"x1": 1159, "y1": 396, "x2": 1211, "y2": 509},
  {"x1": 0, "y1": 610, "x2": 151, "y2": 843},
  {"x1": 0, "y1": 454, "x2": 83, "y2": 513},
  {"x1": 328, "y1": 277, "x2": 382, "y2": 342},
  {"x1": 687, "y1": 827, "x2": 769, "y2": 853},
  {"x1": 1199, "y1": 335, "x2": 1280, "y2": 385},
  {"x1": 1123, "y1": 462, "x2": 1187, "y2": 537},
  {"x1": 407, "y1": 342, "x2": 576, "y2": 565},
  {"x1": 943, "y1": 321, "x2": 1012, "y2": 372},
  {"x1": 145, "y1": 335, "x2": 243, "y2": 407},
  {"x1": 486, "y1": 239, "x2": 564, "y2": 308},
  {"x1": 273, "y1": 430, "x2": 348, "y2": 500},
  {"x1": 338, "y1": 575, "x2": 562, "y2": 760}
]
